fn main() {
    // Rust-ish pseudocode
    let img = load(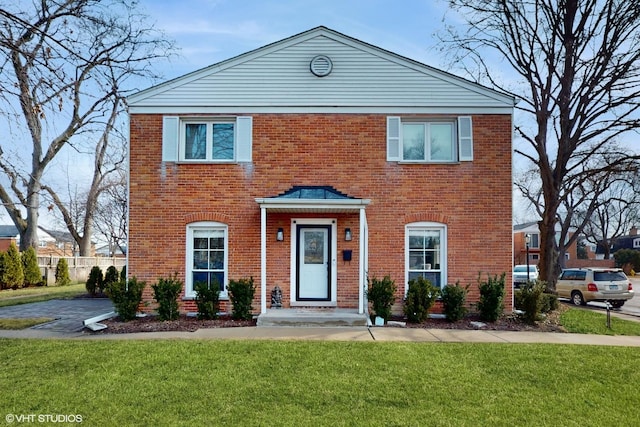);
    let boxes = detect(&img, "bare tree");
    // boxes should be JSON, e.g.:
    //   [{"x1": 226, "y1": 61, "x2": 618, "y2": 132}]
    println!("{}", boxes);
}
[
  {"x1": 440, "y1": 0, "x2": 640, "y2": 289},
  {"x1": 0, "y1": 0, "x2": 172, "y2": 252},
  {"x1": 93, "y1": 170, "x2": 127, "y2": 257},
  {"x1": 578, "y1": 171, "x2": 640, "y2": 259}
]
